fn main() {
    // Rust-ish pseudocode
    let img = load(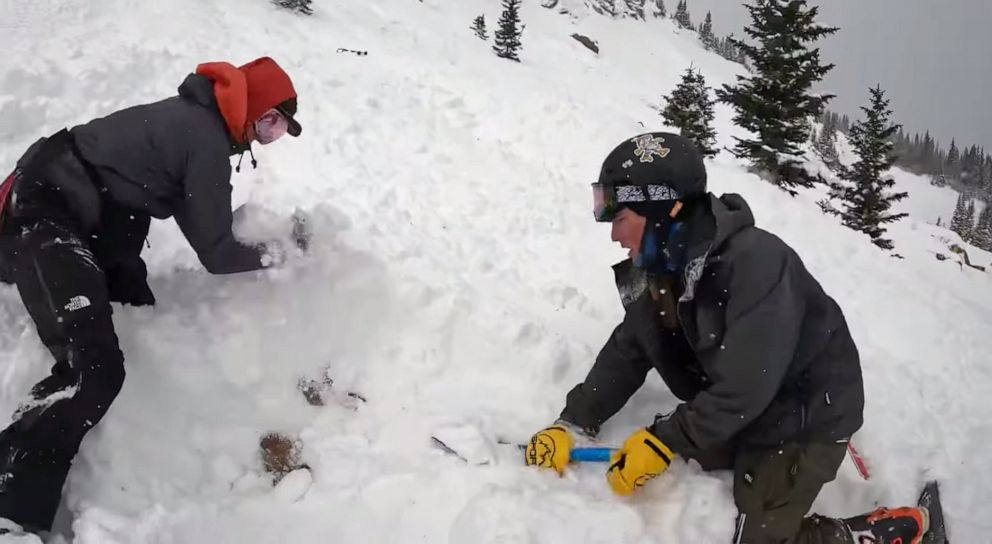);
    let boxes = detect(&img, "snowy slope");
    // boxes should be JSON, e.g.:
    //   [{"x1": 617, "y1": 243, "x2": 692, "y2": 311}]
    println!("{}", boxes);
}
[{"x1": 1, "y1": 1, "x2": 991, "y2": 543}]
